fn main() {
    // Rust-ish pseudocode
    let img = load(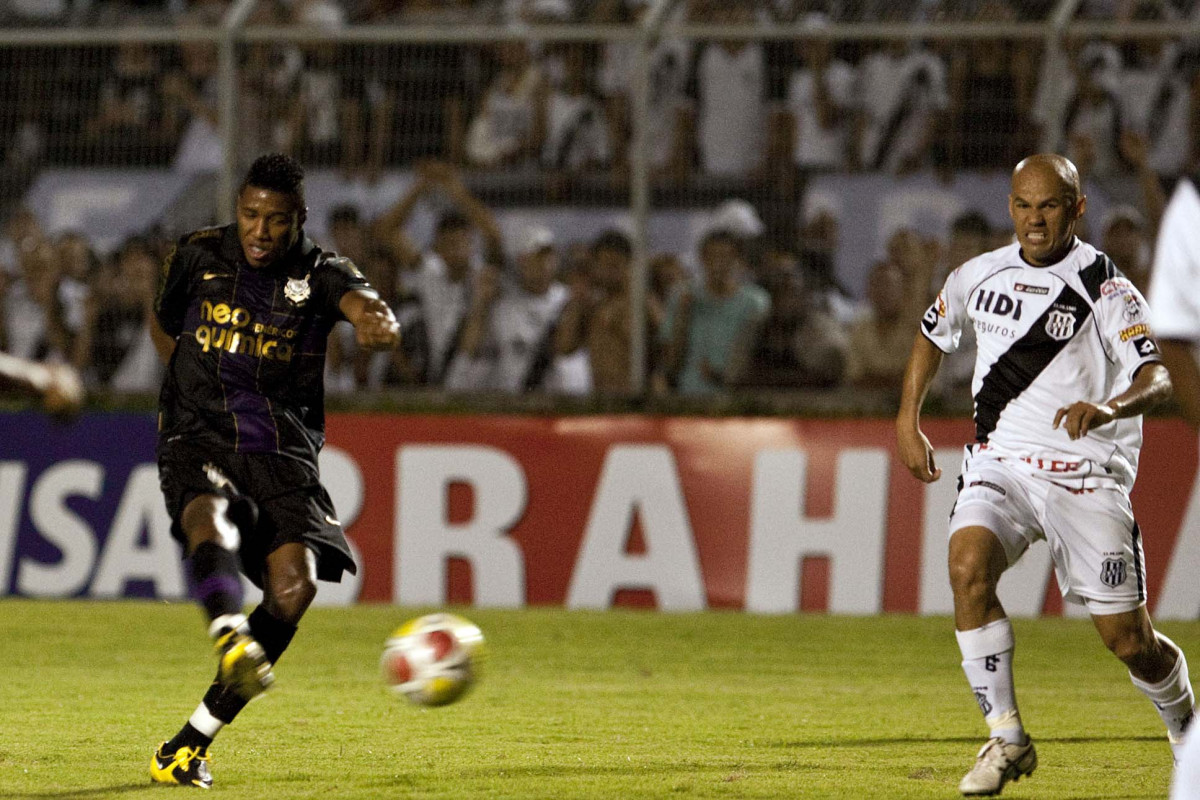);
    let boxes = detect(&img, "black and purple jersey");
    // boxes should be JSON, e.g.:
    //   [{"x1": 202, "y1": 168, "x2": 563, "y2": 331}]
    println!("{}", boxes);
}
[{"x1": 154, "y1": 225, "x2": 372, "y2": 461}]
